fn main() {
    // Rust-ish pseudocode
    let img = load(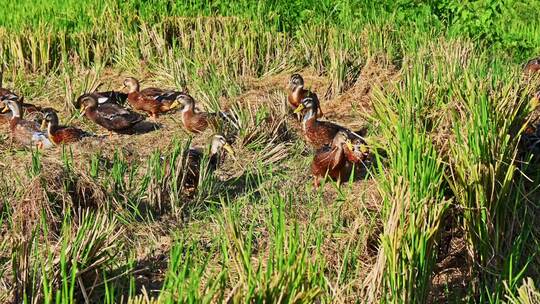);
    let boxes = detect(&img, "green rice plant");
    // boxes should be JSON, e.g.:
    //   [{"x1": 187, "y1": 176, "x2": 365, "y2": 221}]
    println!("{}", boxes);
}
[
  {"x1": 448, "y1": 63, "x2": 537, "y2": 300},
  {"x1": 159, "y1": 239, "x2": 226, "y2": 303},
  {"x1": 138, "y1": 139, "x2": 189, "y2": 215},
  {"x1": 26, "y1": 148, "x2": 42, "y2": 178},
  {"x1": 14, "y1": 210, "x2": 124, "y2": 303},
  {"x1": 365, "y1": 51, "x2": 450, "y2": 302},
  {"x1": 220, "y1": 193, "x2": 325, "y2": 303}
]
